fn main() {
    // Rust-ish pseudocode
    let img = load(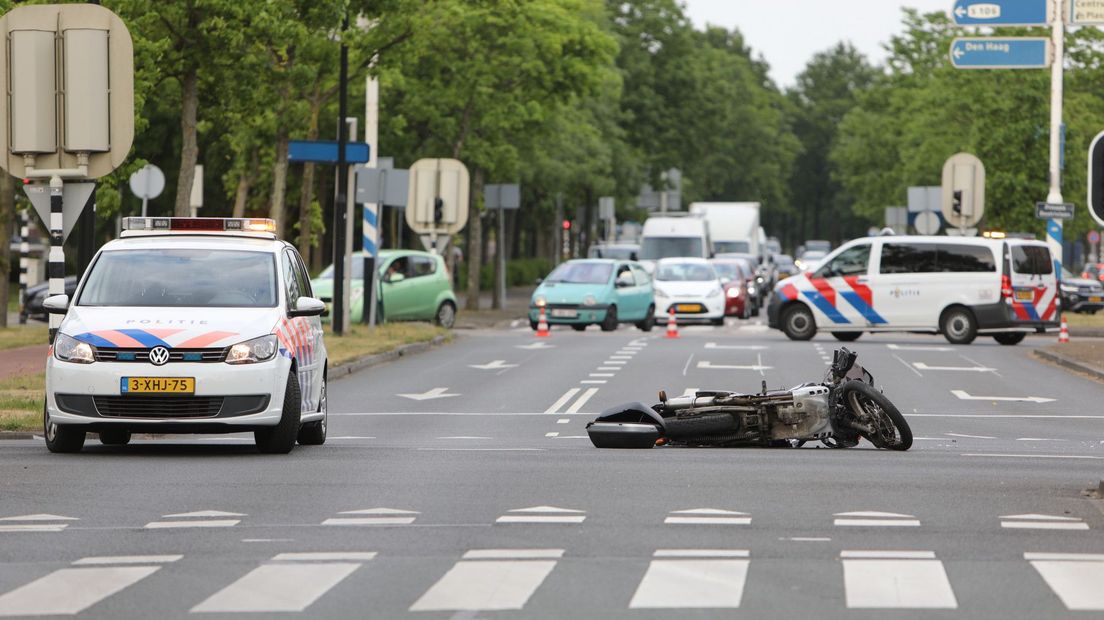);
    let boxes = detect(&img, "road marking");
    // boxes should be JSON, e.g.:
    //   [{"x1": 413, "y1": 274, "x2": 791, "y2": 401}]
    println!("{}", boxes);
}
[
  {"x1": 604, "y1": 360, "x2": 628, "y2": 365},
  {"x1": 580, "y1": 380, "x2": 606, "y2": 384},
  {"x1": 887, "y1": 343, "x2": 954, "y2": 351},
  {"x1": 556, "y1": 418, "x2": 569, "y2": 424},
  {"x1": 272, "y1": 552, "x2": 377, "y2": 562},
  {"x1": 609, "y1": 355, "x2": 633, "y2": 360},
  {"x1": 705, "y1": 342, "x2": 766, "y2": 350},
  {"x1": 841, "y1": 550, "x2": 936, "y2": 560},
  {"x1": 950, "y1": 390, "x2": 1055, "y2": 403},
  {"x1": 945, "y1": 433, "x2": 995, "y2": 439},
  {"x1": 697, "y1": 361, "x2": 773, "y2": 371},
  {"x1": 0, "y1": 524, "x2": 68, "y2": 533},
  {"x1": 588, "y1": 373, "x2": 614, "y2": 377},
  {"x1": 417, "y1": 448, "x2": 544, "y2": 452},
  {"x1": 323, "y1": 507, "x2": 417, "y2": 526},
  {"x1": 665, "y1": 508, "x2": 750, "y2": 525},
  {"x1": 191, "y1": 560, "x2": 363, "y2": 613},
  {"x1": 410, "y1": 551, "x2": 560, "y2": 611},
  {"x1": 963, "y1": 453, "x2": 1104, "y2": 460},
  {"x1": 0, "y1": 566, "x2": 160, "y2": 616},
  {"x1": 834, "y1": 511, "x2": 919, "y2": 527},
  {"x1": 516, "y1": 342, "x2": 554, "y2": 350},
  {"x1": 893, "y1": 354, "x2": 924, "y2": 377},
  {"x1": 1000, "y1": 514, "x2": 1088, "y2": 530},
  {"x1": 545, "y1": 432, "x2": 559, "y2": 437},
  {"x1": 1016, "y1": 437, "x2": 1066, "y2": 441},
  {"x1": 0, "y1": 514, "x2": 77, "y2": 522},
  {"x1": 468, "y1": 360, "x2": 517, "y2": 370},
  {"x1": 241, "y1": 539, "x2": 294, "y2": 543},
  {"x1": 73, "y1": 555, "x2": 181, "y2": 566},
  {"x1": 437, "y1": 436, "x2": 491, "y2": 440},
  {"x1": 629, "y1": 554, "x2": 750, "y2": 608},
  {"x1": 653, "y1": 549, "x2": 749, "y2": 558},
  {"x1": 508, "y1": 506, "x2": 585, "y2": 513},
  {"x1": 145, "y1": 519, "x2": 240, "y2": 529},
  {"x1": 596, "y1": 366, "x2": 620, "y2": 371},
  {"x1": 544, "y1": 388, "x2": 580, "y2": 414},
  {"x1": 163, "y1": 510, "x2": 245, "y2": 518},
  {"x1": 397, "y1": 387, "x2": 460, "y2": 401},
  {"x1": 1027, "y1": 553, "x2": 1104, "y2": 610},
  {"x1": 497, "y1": 506, "x2": 585, "y2": 524},
  {"x1": 913, "y1": 363, "x2": 995, "y2": 372},
  {"x1": 564, "y1": 388, "x2": 599, "y2": 414},
  {"x1": 785, "y1": 537, "x2": 832, "y2": 542},
  {"x1": 842, "y1": 551, "x2": 957, "y2": 609}
]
